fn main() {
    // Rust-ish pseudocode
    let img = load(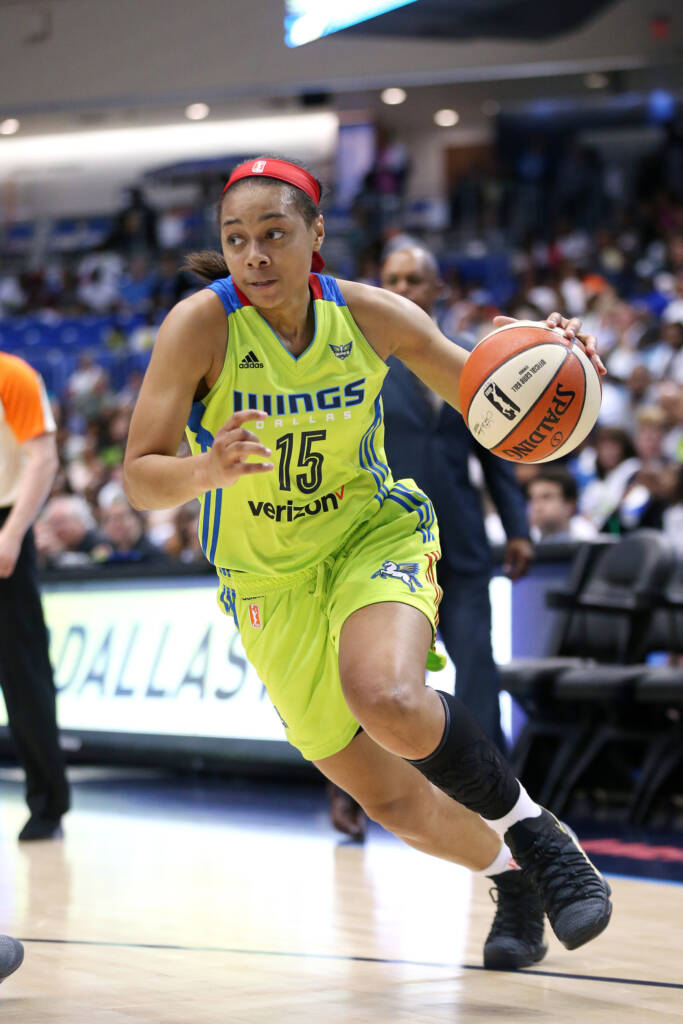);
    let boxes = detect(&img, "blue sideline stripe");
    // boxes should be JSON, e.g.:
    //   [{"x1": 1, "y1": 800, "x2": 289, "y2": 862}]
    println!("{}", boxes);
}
[
  {"x1": 209, "y1": 489, "x2": 223, "y2": 563},
  {"x1": 317, "y1": 274, "x2": 346, "y2": 306}
]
